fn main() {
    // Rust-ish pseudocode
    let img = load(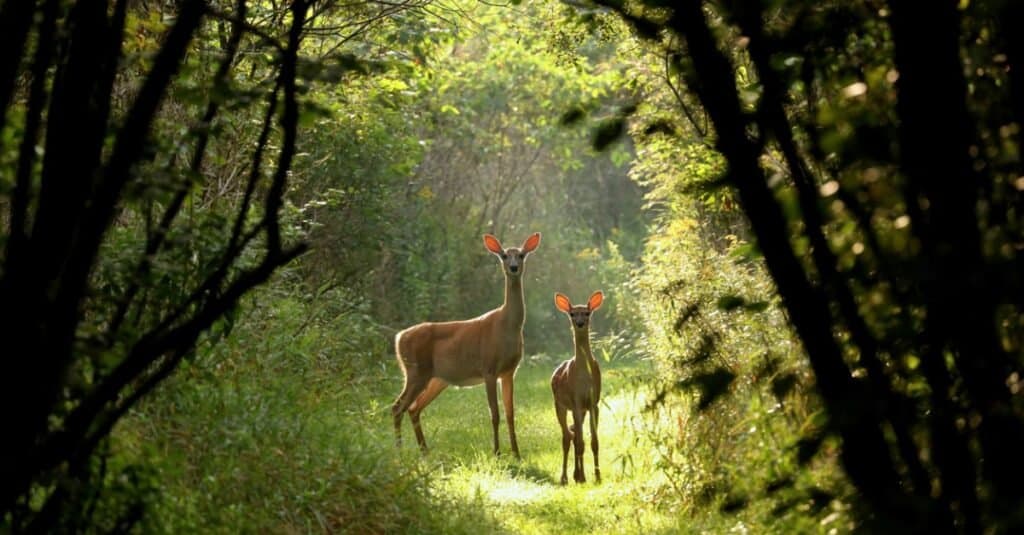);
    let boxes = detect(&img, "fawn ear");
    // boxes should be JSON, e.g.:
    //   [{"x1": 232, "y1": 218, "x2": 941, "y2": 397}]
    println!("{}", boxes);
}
[
  {"x1": 521, "y1": 232, "x2": 541, "y2": 254},
  {"x1": 554, "y1": 293, "x2": 572, "y2": 313},
  {"x1": 587, "y1": 291, "x2": 604, "y2": 311},
  {"x1": 483, "y1": 234, "x2": 504, "y2": 255}
]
